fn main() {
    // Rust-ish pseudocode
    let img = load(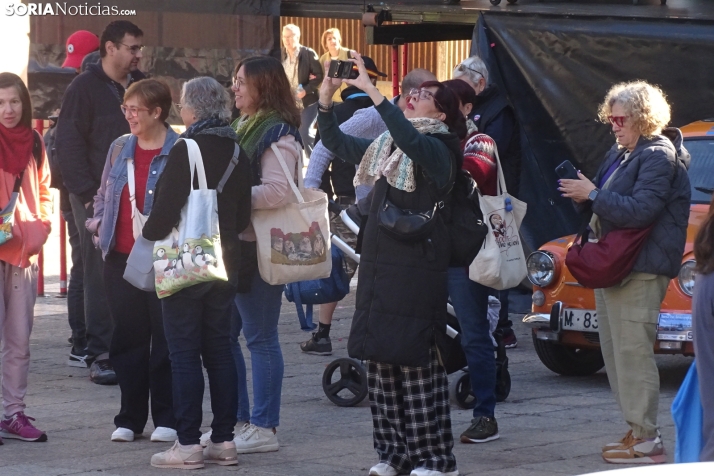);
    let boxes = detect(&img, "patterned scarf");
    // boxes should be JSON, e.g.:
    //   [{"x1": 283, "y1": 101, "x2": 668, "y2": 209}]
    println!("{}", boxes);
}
[
  {"x1": 180, "y1": 117, "x2": 238, "y2": 142},
  {"x1": 231, "y1": 110, "x2": 288, "y2": 162},
  {"x1": 354, "y1": 117, "x2": 449, "y2": 192}
]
